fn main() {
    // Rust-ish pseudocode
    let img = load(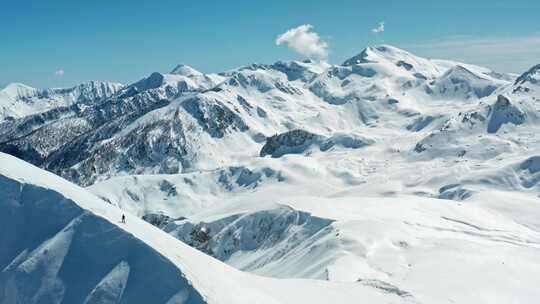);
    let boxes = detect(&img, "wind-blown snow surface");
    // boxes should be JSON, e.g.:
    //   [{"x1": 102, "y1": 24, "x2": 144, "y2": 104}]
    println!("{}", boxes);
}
[
  {"x1": 2, "y1": 45, "x2": 540, "y2": 303},
  {"x1": 87, "y1": 162, "x2": 540, "y2": 303},
  {"x1": 0, "y1": 153, "x2": 421, "y2": 304}
]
